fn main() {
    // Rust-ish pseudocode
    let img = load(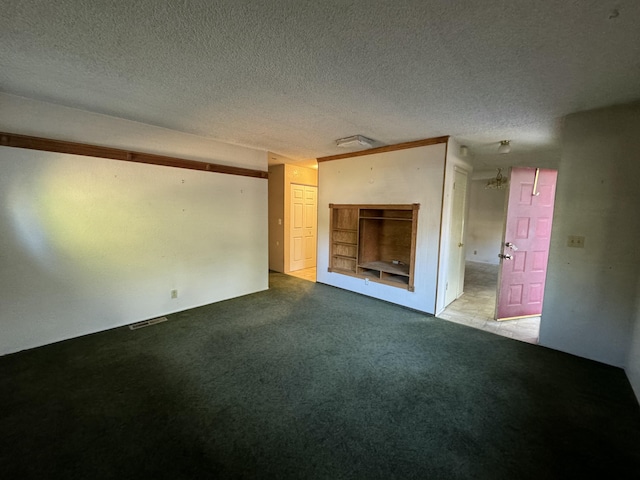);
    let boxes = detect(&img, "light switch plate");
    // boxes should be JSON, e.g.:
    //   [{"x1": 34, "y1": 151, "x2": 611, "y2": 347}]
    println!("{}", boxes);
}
[{"x1": 567, "y1": 235, "x2": 585, "y2": 248}]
